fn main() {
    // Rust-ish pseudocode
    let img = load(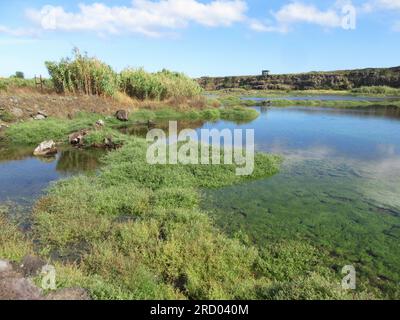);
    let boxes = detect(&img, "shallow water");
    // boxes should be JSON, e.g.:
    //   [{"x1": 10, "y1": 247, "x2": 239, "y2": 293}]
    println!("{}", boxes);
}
[
  {"x1": 0, "y1": 146, "x2": 104, "y2": 212},
  {"x1": 1, "y1": 105, "x2": 400, "y2": 294},
  {"x1": 199, "y1": 105, "x2": 400, "y2": 294},
  {"x1": 241, "y1": 95, "x2": 399, "y2": 101}
]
